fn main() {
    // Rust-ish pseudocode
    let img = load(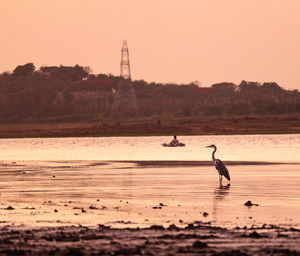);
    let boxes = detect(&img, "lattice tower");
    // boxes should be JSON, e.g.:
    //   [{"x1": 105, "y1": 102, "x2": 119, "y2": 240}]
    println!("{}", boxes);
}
[{"x1": 112, "y1": 40, "x2": 138, "y2": 117}]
